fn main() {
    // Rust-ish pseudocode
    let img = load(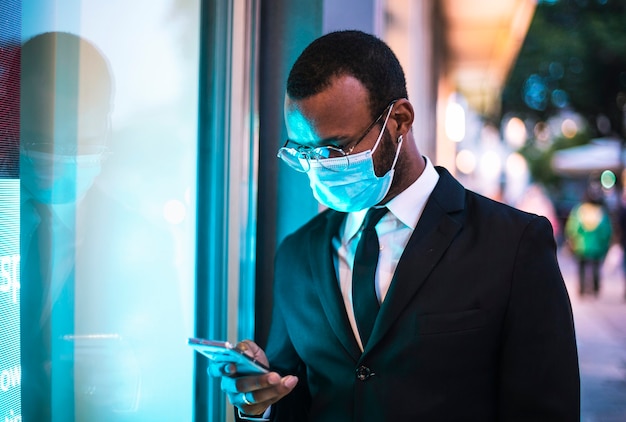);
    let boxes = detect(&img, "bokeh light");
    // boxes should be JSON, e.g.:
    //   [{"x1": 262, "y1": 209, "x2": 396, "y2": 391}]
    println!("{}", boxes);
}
[
  {"x1": 506, "y1": 152, "x2": 528, "y2": 176},
  {"x1": 163, "y1": 199, "x2": 187, "y2": 224},
  {"x1": 504, "y1": 117, "x2": 527, "y2": 149},
  {"x1": 456, "y1": 149, "x2": 477, "y2": 174},
  {"x1": 523, "y1": 74, "x2": 548, "y2": 111},
  {"x1": 561, "y1": 118, "x2": 578, "y2": 138},
  {"x1": 600, "y1": 170, "x2": 616, "y2": 189},
  {"x1": 534, "y1": 121, "x2": 551, "y2": 144},
  {"x1": 445, "y1": 101, "x2": 465, "y2": 142},
  {"x1": 480, "y1": 150, "x2": 502, "y2": 179}
]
